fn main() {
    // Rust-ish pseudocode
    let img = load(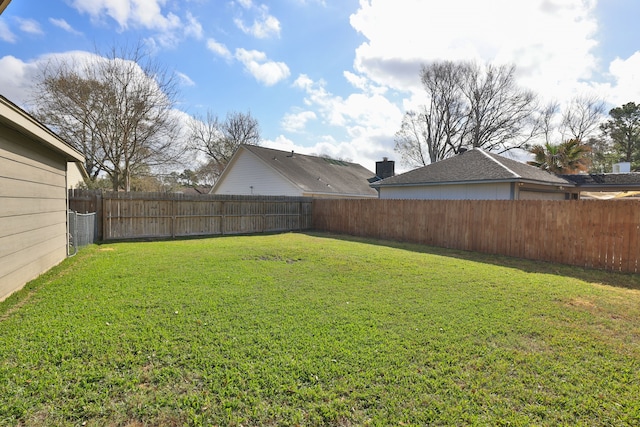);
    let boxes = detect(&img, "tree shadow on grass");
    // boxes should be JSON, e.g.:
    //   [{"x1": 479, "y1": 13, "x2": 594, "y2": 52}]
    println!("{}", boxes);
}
[{"x1": 304, "y1": 231, "x2": 640, "y2": 292}]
